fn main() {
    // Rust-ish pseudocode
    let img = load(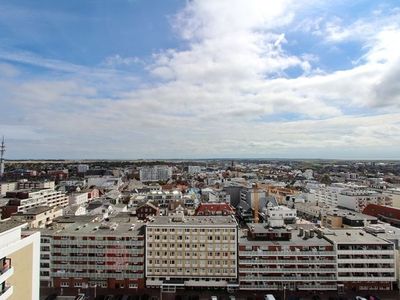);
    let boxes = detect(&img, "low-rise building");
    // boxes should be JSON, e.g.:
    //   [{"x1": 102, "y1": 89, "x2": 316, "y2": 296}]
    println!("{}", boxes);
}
[
  {"x1": 10, "y1": 206, "x2": 63, "y2": 228},
  {"x1": 0, "y1": 182, "x2": 17, "y2": 196},
  {"x1": 68, "y1": 192, "x2": 89, "y2": 206},
  {"x1": 194, "y1": 203, "x2": 235, "y2": 216},
  {"x1": 136, "y1": 202, "x2": 159, "y2": 220}
]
